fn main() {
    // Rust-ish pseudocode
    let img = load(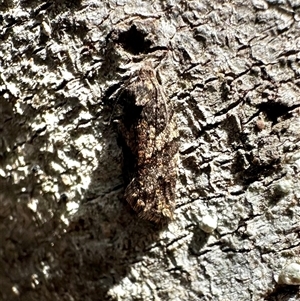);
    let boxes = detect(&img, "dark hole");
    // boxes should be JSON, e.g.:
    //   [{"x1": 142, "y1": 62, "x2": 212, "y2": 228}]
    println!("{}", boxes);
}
[
  {"x1": 117, "y1": 25, "x2": 151, "y2": 55},
  {"x1": 257, "y1": 101, "x2": 290, "y2": 124}
]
